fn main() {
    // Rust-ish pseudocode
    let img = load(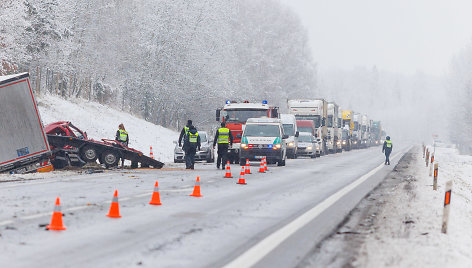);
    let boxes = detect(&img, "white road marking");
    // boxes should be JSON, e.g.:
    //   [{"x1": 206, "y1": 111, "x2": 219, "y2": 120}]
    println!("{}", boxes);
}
[{"x1": 223, "y1": 150, "x2": 405, "y2": 268}]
